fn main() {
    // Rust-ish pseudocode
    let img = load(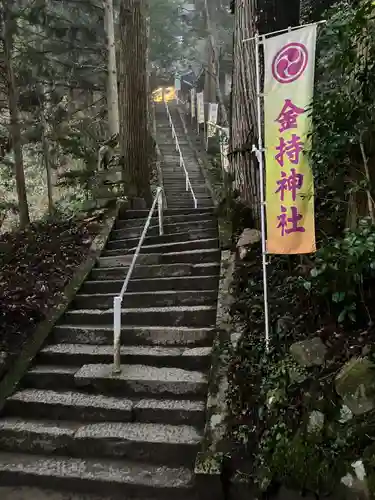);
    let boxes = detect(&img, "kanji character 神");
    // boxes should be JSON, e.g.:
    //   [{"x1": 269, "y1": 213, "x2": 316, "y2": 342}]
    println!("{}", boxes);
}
[
  {"x1": 277, "y1": 205, "x2": 306, "y2": 236},
  {"x1": 275, "y1": 99, "x2": 305, "y2": 133},
  {"x1": 275, "y1": 134, "x2": 304, "y2": 167},
  {"x1": 275, "y1": 168, "x2": 304, "y2": 202}
]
